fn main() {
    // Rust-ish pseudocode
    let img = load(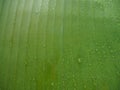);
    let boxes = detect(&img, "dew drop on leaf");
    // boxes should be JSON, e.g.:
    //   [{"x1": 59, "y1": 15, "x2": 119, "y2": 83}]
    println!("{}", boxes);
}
[{"x1": 78, "y1": 58, "x2": 81, "y2": 64}]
